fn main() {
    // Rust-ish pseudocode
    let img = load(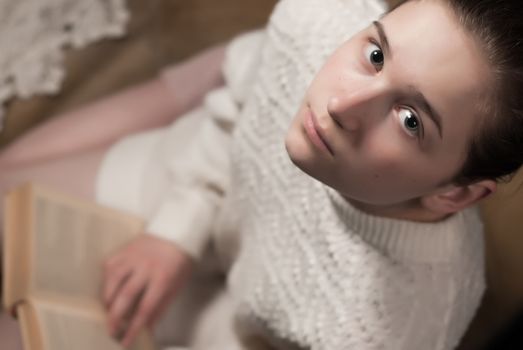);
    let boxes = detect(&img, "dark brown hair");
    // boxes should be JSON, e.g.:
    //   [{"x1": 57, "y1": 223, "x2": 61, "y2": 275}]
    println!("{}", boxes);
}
[
  {"x1": 393, "y1": 0, "x2": 523, "y2": 185},
  {"x1": 445, "y1": 0, "x2": 523, "y2": 185}
]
